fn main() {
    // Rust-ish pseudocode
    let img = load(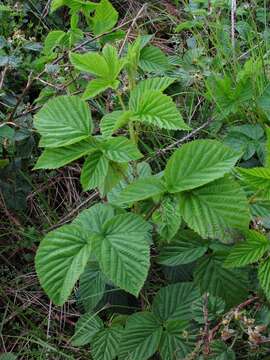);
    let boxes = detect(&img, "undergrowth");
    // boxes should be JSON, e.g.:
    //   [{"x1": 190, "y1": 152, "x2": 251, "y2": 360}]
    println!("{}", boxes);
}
[{"x1": 1, "y1": 1, "x2": 270, "y2": 359}]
